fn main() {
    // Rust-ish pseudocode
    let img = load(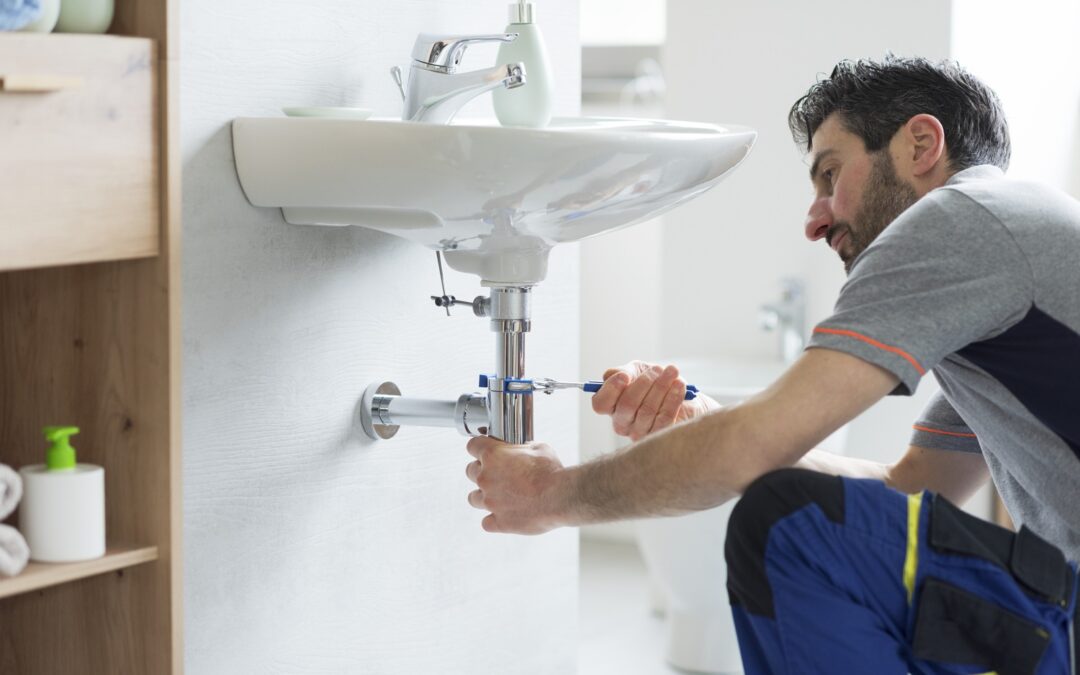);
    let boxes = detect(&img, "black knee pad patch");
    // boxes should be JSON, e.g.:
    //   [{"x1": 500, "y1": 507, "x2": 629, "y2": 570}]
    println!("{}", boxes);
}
[{"x1": 725, "y1": 468, "x2": 845, "y2": 618}]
